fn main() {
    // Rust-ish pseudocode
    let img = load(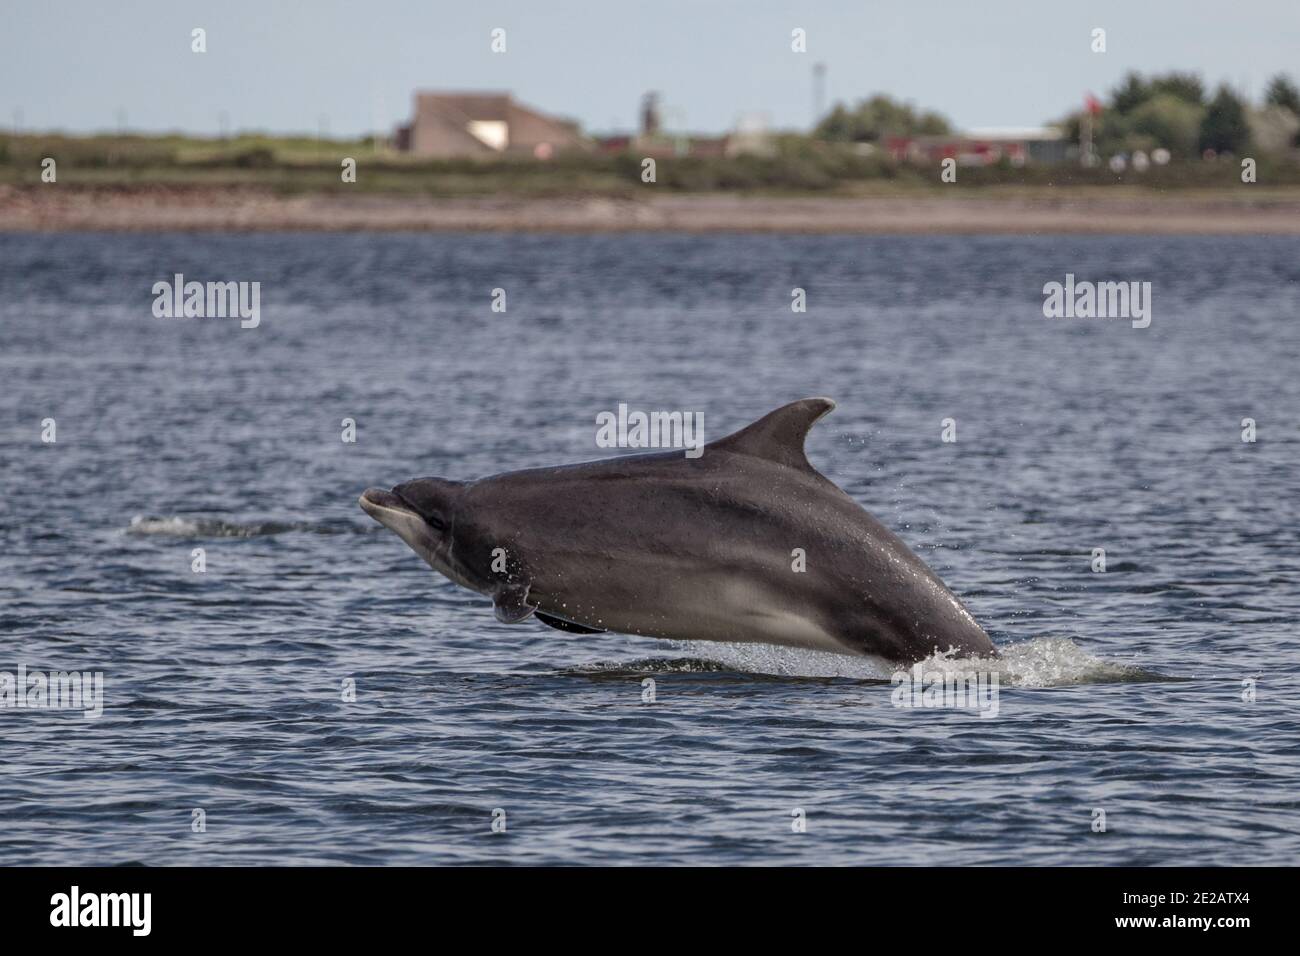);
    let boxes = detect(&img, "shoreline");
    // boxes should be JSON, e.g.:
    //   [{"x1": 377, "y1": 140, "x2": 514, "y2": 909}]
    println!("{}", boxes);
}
[{"x1": 2, "y1": 186, "x2": 1298, "y2": 234}]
